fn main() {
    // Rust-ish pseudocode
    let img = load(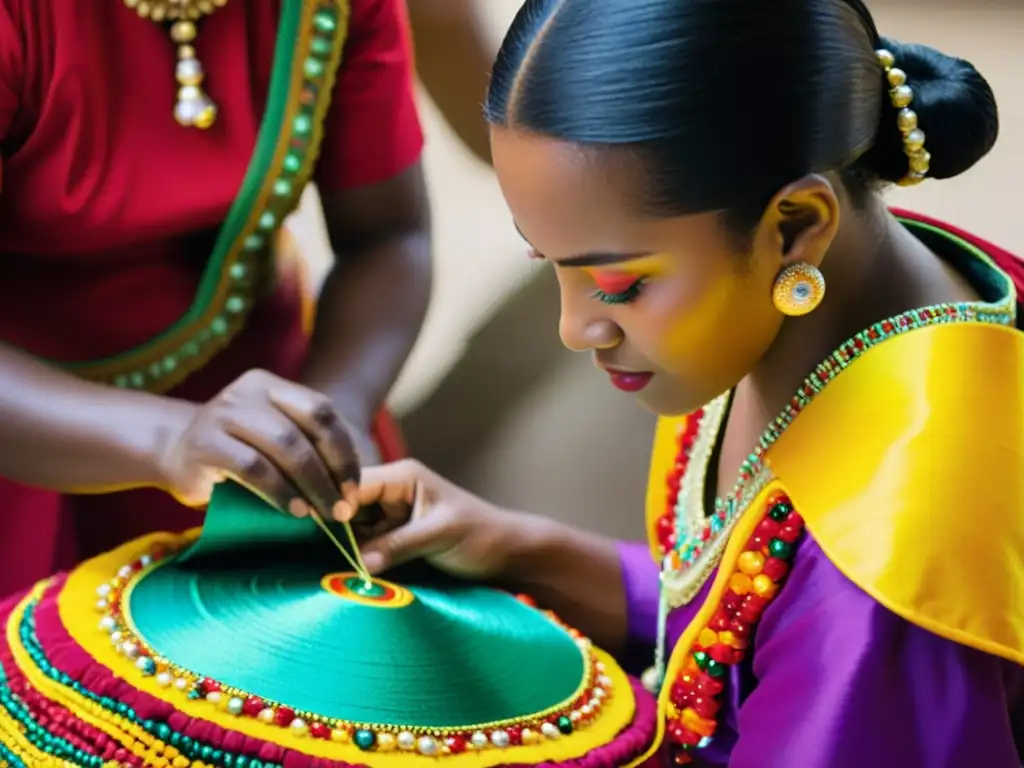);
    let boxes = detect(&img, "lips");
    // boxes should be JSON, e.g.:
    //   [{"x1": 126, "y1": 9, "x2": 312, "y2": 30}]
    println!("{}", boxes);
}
[{"x1": 605, "y1": 369, "x2": 654, "y2": 393}]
